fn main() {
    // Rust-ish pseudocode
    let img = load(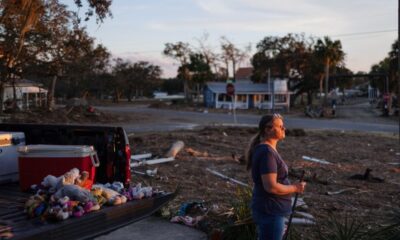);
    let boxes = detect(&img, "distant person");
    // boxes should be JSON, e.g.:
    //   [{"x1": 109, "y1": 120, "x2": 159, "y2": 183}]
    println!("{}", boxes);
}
[{"x1": 246, "y1": 114, "x2": 306, "y2": 240}]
